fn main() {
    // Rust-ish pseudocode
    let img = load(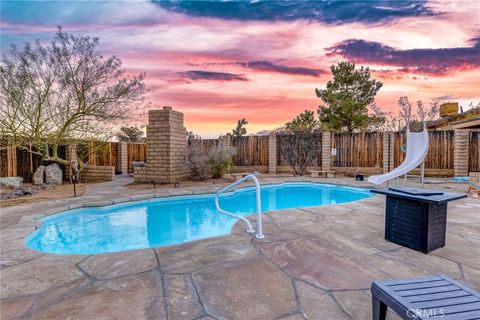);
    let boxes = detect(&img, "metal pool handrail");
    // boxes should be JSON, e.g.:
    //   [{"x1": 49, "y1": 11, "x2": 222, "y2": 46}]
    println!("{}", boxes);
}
[{"x1": 214, "y1": 174, "x2": 265, "y2": 239}]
